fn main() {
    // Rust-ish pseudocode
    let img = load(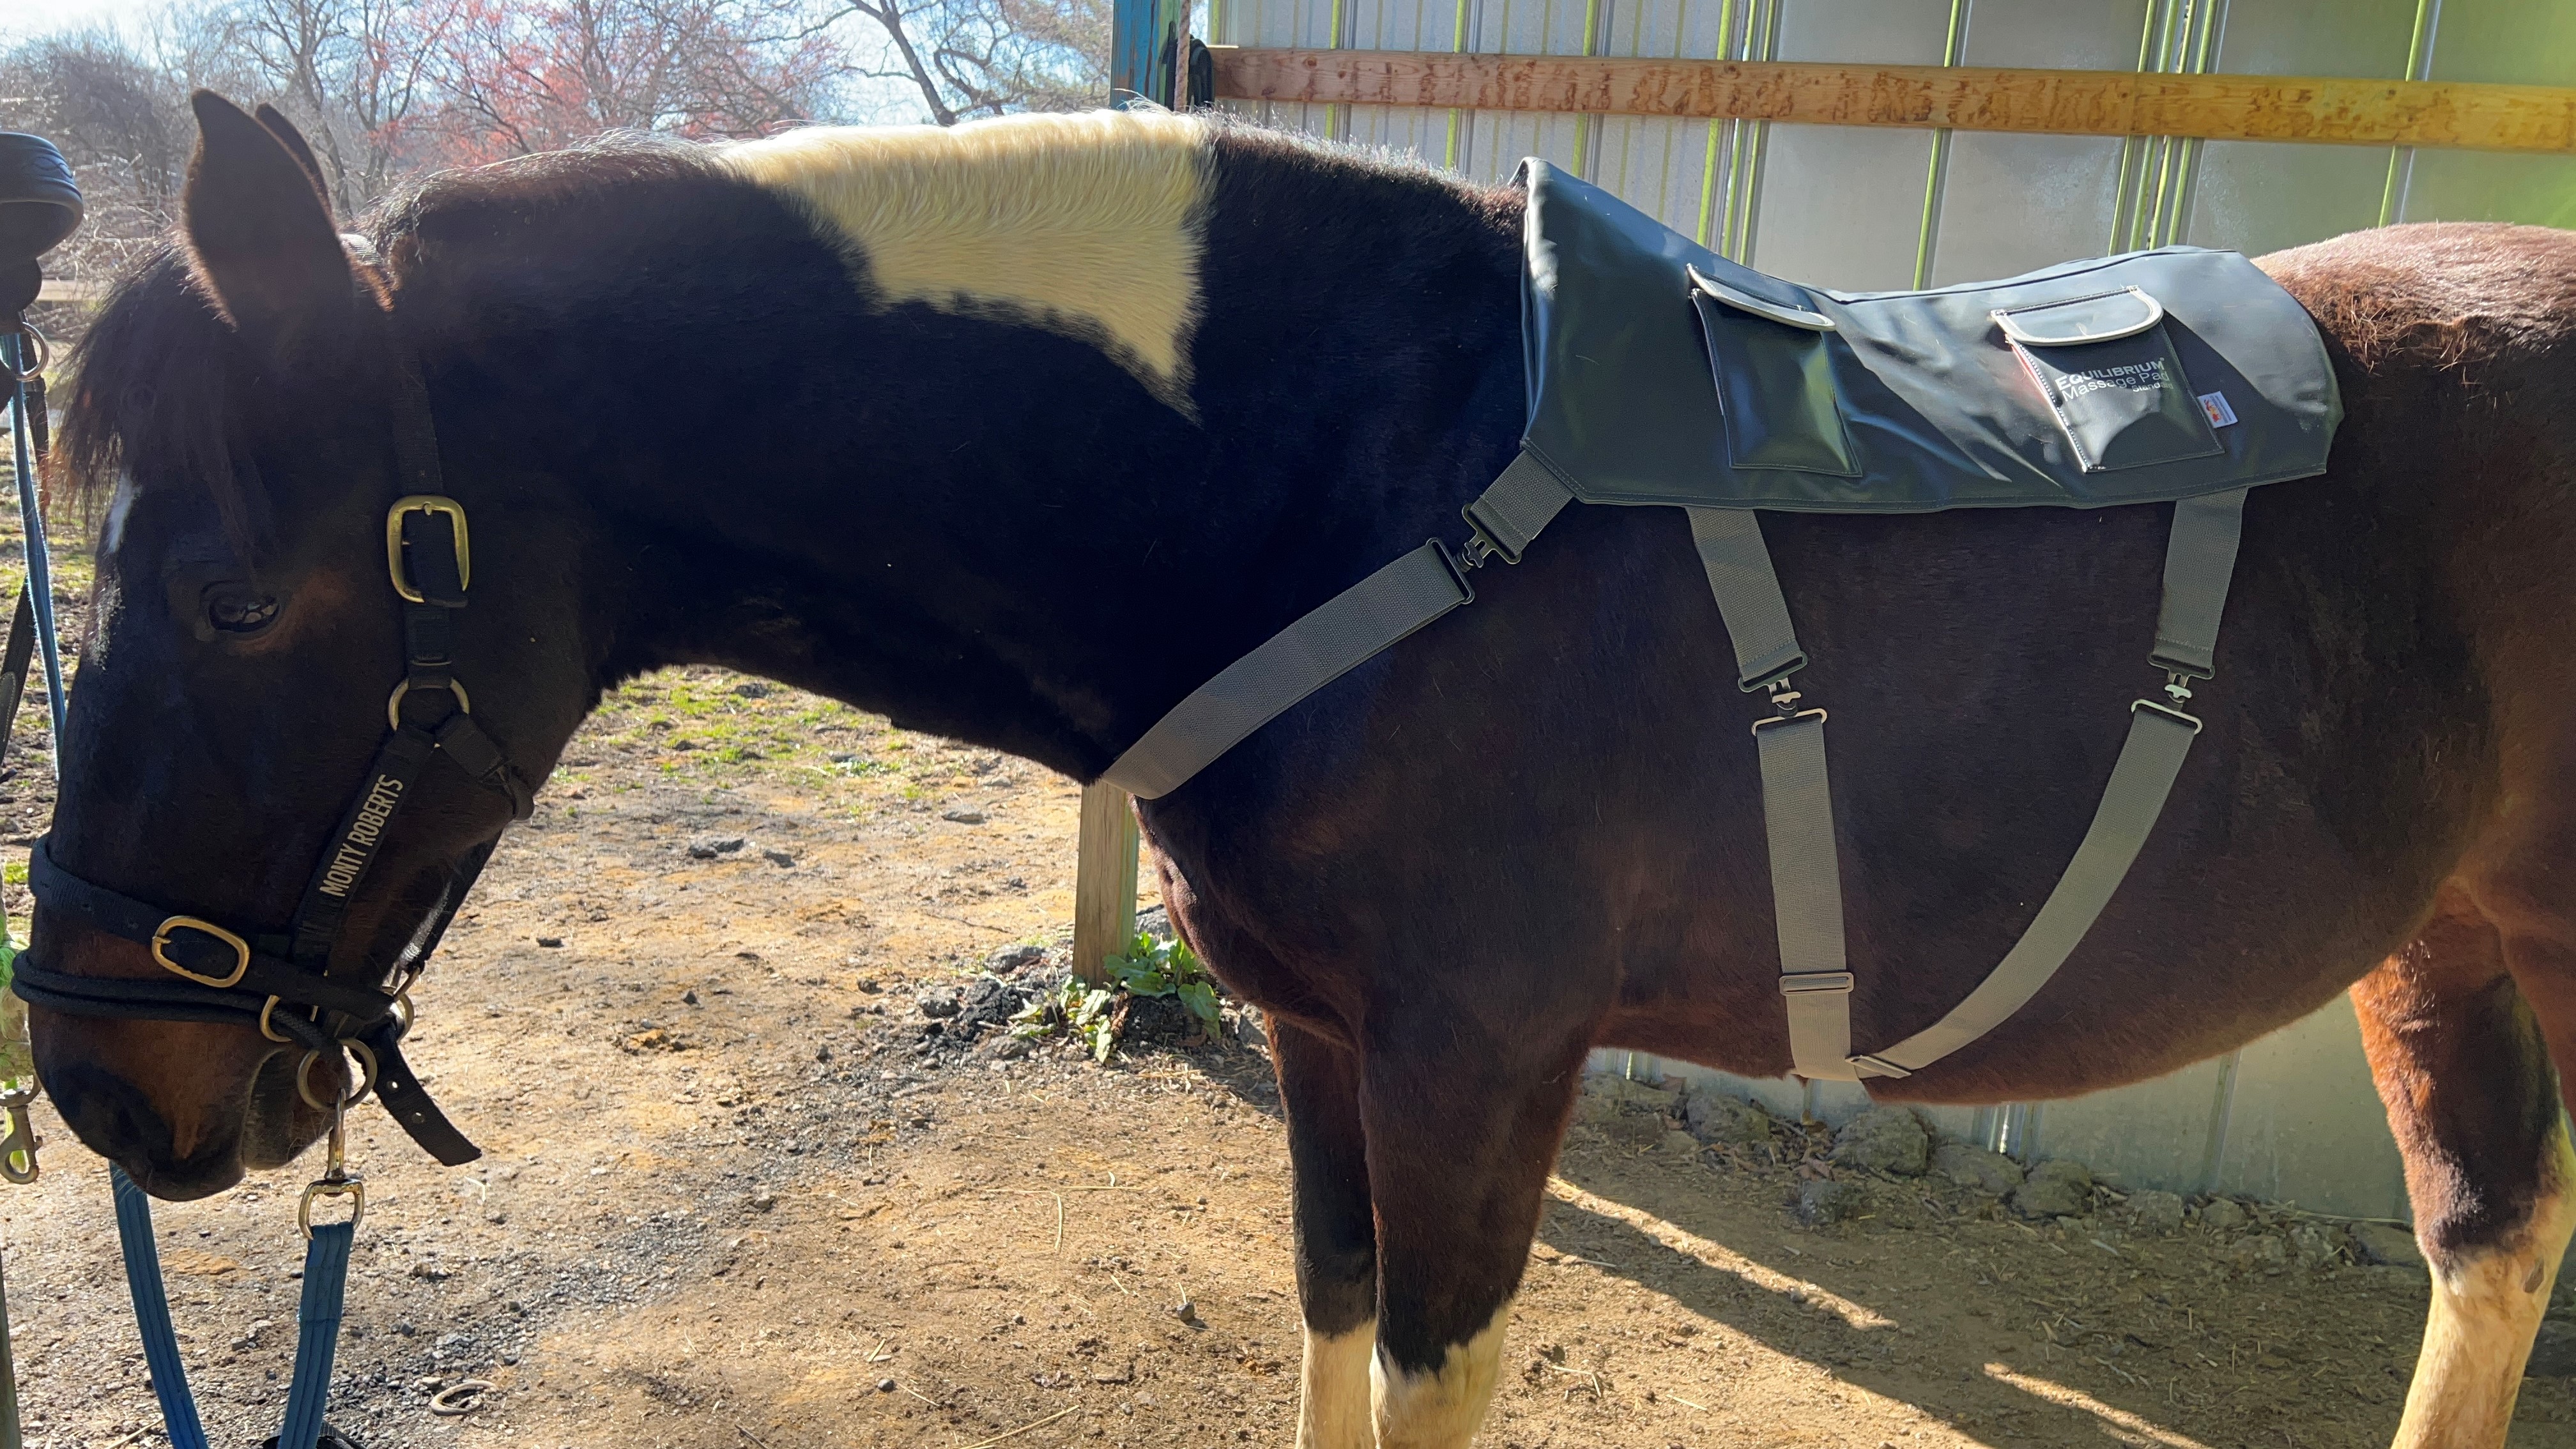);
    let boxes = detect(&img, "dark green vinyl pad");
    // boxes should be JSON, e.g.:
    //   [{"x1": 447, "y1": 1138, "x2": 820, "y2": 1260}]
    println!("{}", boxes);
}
[{"x1": 1518, "y1": 160, "x2": 2342, "y2": 512}]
